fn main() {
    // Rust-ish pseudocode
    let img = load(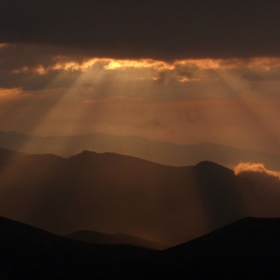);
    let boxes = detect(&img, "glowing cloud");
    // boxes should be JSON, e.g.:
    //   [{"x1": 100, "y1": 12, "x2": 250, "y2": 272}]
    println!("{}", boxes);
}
[
  {"x1": 234, "y1": 163, "x2": 280, "y2": 217},
  {"x1": 234, "y1": 162, "x2": 280, "y2": 180},
  {"x1": 1, "y1": 43, "x2": 280, "y2": 155}
]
